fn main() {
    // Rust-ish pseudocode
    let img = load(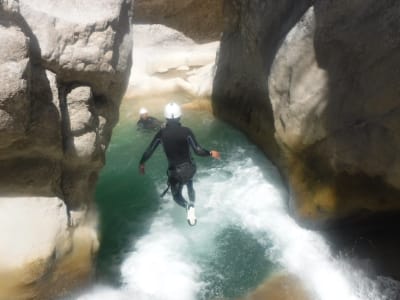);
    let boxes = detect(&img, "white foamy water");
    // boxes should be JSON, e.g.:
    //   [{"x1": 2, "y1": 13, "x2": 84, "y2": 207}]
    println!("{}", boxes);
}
[{"x1": 75, "y1": 145, "x2": 385, "y2": 300}]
